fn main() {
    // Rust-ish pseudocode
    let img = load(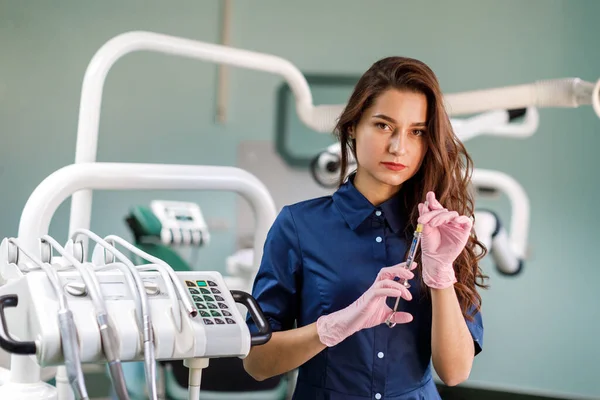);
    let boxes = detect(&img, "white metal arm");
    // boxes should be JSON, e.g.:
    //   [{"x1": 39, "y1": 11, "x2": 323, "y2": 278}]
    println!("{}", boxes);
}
[
  {"x1": 471, "y1": 169, "x2": 530, "y2": 259},
  {"x1": 451, "y1": 107, "x2": 539, "y2": 142},
  {"x1": 20, "y1": 163, "x2": 276, "y2": 271},
  {"x1": 446, "y1": 77, "x2": 599, "y2": 116}
]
